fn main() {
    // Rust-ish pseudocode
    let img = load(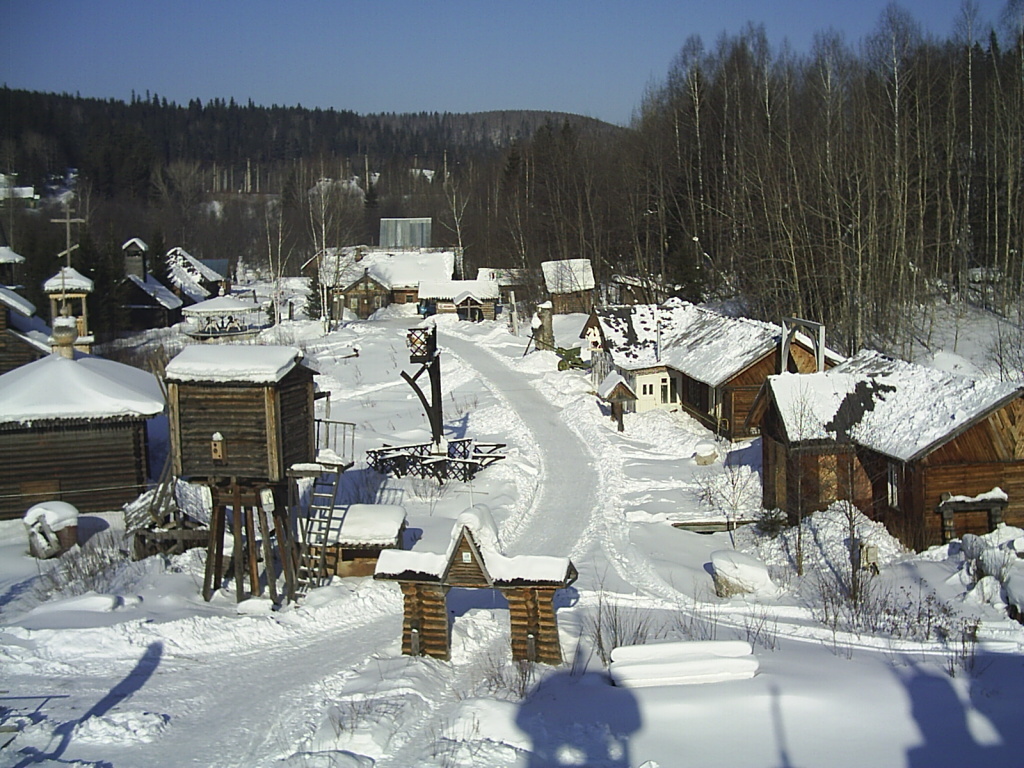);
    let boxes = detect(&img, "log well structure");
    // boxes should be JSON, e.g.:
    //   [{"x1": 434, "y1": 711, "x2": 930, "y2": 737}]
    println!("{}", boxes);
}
[
  {"x1": 165, "y1": 344, "x2": 318, "y2": 602},
  {"x1": 375, "y1": 506, "x2": 576, "y2": 664}
]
